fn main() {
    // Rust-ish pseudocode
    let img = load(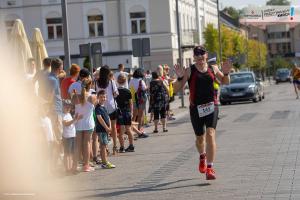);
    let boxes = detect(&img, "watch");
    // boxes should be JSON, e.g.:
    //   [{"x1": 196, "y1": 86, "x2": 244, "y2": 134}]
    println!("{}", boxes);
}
[{"x1": 177, "y1": 76, "x2": 184, "y2": 81}]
